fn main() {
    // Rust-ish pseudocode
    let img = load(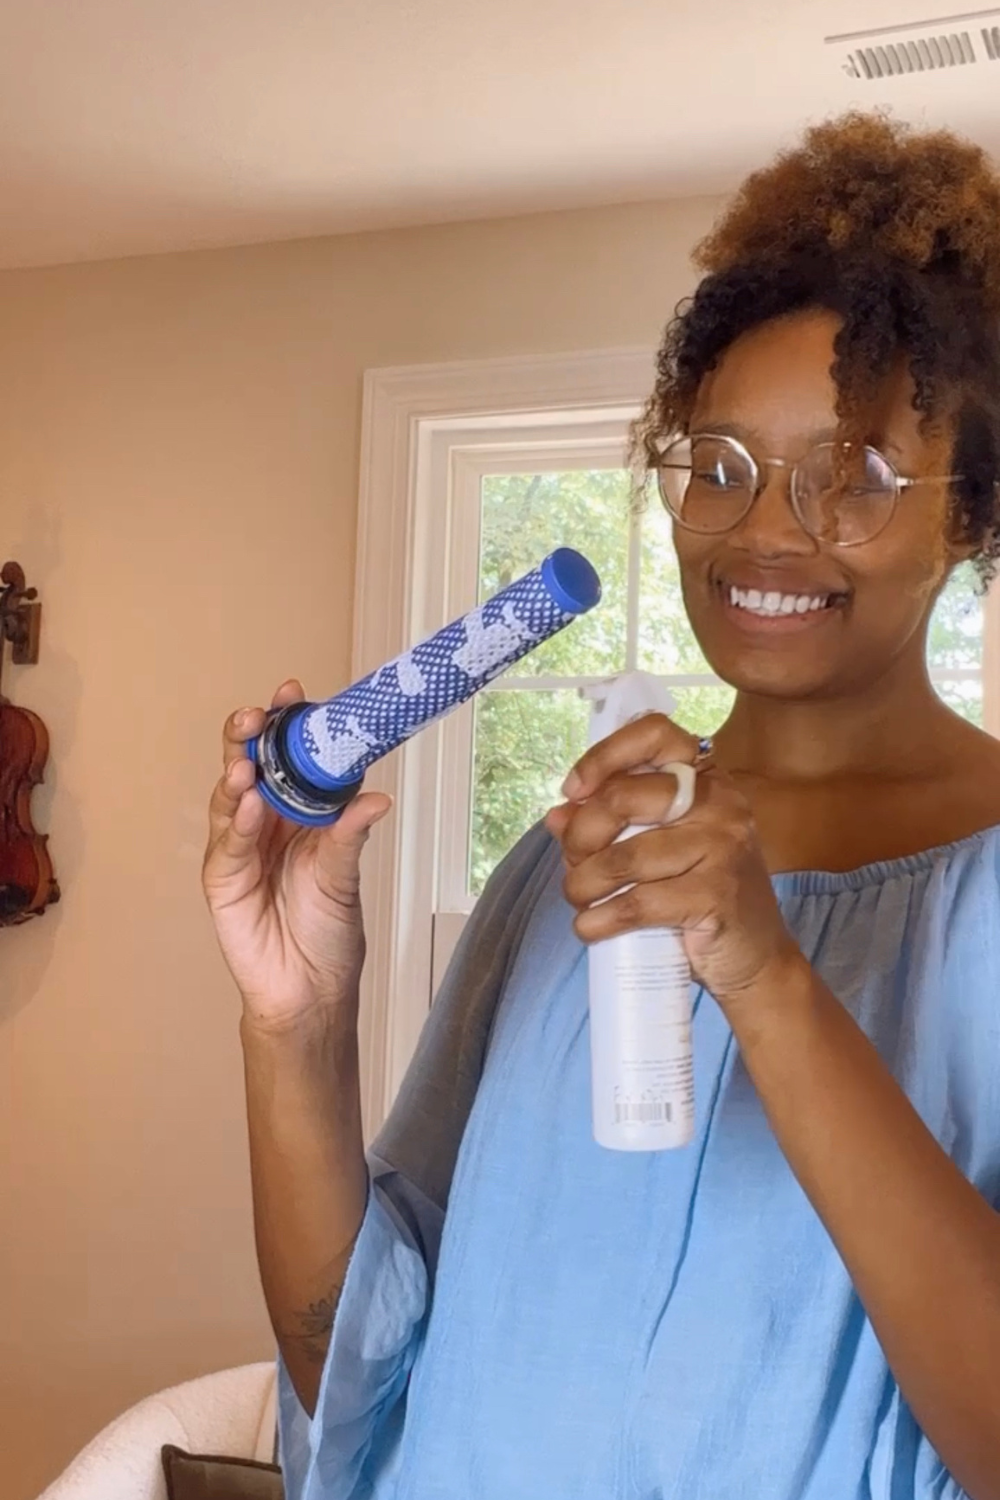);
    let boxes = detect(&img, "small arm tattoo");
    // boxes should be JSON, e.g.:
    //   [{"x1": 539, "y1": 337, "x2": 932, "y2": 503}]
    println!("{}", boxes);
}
[{"x1": 293, "y1": 1286, "x2": 344, "y2": 1365}]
